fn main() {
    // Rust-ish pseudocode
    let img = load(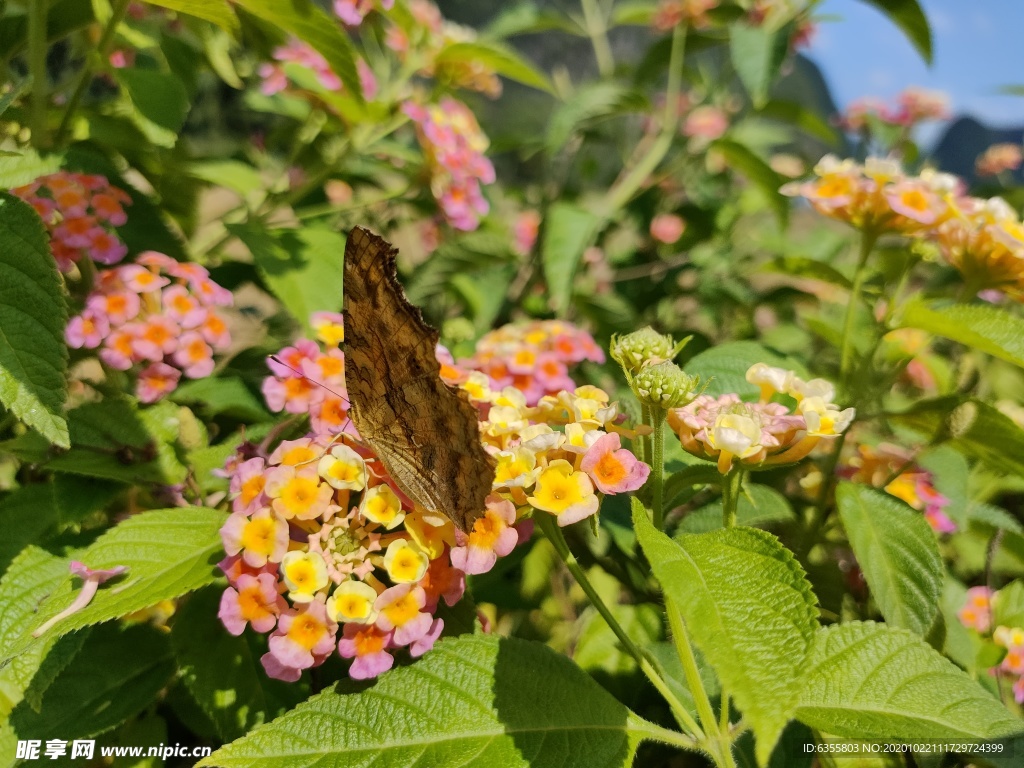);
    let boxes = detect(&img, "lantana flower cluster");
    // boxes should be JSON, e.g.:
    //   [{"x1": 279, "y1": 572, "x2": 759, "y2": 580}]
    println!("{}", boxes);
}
[
  {"x1": 258, "y1": 39, "x2": 377, "y2": 101},
  {"x1": 461, "y1": 381, "x2": 650, "y2": 527},
  {"x1": 217, "y1": 429, "x2": 494, "y2": 682},
  {"x1": 333, "y1": 0, "x2": 393, "y2": 27},
  {"x1": 836, "y1": 87, "x2": 949, "y2": 132},
  {"x1": 261, "y1": 312, "x2": 350, "y2": 435},
  {"x1": 668, "y1": 363, "x2": 854, "y2": 474},
  {"x1": 783, "y1": 155, "x2": 1024, "y2": 297},
  {"x1": 445, "y1": 320, "x2": 606, "y2": 406},
  {"x1": 839, "y1": 442, "x2": 955, "y2": 534},
  {"x1": 13, "y1": 171, "x2": 131, "y2": 272},
  {"x1": 385, "y1": 1, "x2": 501, "y2": 98},
  {"x1": 403, "y1": 98, "x2": 496, "y2": 231},
  {"x1": 65, "y1": 252, "x2": 233, "y2": 402},
  {"x1": 958, "y1": 587, "x2": 1024, "y2": 703},
  {"x1": 976, "y1": 143, "x2": 1023, "y2": 178}
]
